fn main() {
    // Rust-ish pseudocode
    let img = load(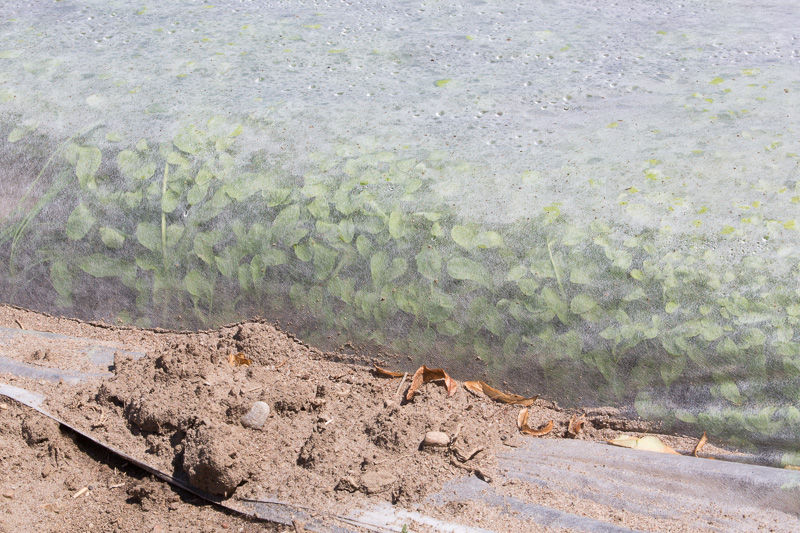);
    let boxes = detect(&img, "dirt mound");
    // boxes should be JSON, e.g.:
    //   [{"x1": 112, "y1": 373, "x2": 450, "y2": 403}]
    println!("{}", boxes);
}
[{"x1": 0, "y1": 305, "x2": 736, "y2": 531}]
